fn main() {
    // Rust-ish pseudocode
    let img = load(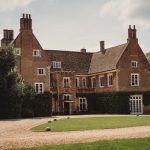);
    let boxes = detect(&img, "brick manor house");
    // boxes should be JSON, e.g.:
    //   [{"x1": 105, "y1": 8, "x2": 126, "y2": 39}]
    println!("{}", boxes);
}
[{"x1": 1, "y1": 14, "x2": 150, "y2": 115}]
